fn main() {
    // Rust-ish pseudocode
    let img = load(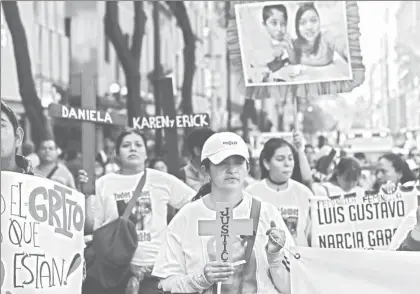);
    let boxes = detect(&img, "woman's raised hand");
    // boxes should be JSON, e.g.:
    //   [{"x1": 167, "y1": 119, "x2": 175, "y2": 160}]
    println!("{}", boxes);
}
[
  {"x1": 381, "y1": 181, "x2": 397, "y2": 194},
  {"x1": 203, "y1": 261, "x2": 235, "y2": 284},
  {"x1": 292, "y1": 131, "x2": 304, "y2": 151}
]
